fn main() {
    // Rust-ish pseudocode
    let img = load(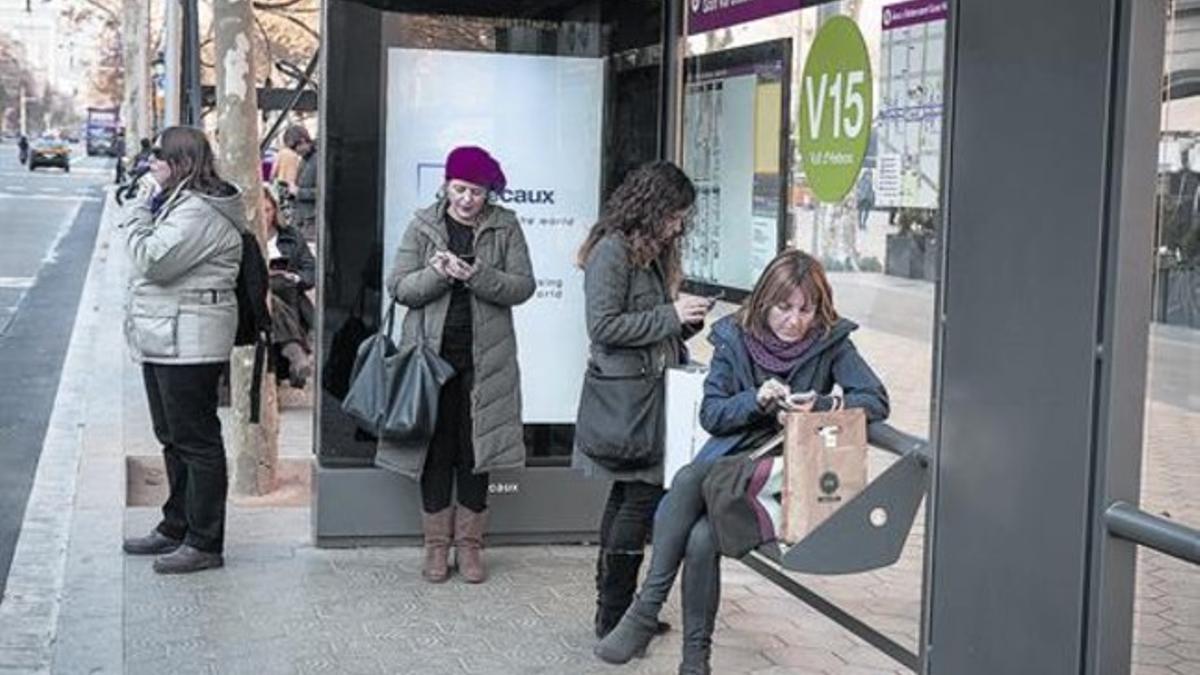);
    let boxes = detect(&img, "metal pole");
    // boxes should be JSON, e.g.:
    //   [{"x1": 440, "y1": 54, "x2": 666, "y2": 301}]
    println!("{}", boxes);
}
[
  {"x1": 163, "y1": 0, "x2": 182, "y2": 127},
  {"x1": 182, "y1": 0, "x2": 201, "y2": 126},
  {"x1": 659, "y1": 0, "x2": 683, "y2": 161}
]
